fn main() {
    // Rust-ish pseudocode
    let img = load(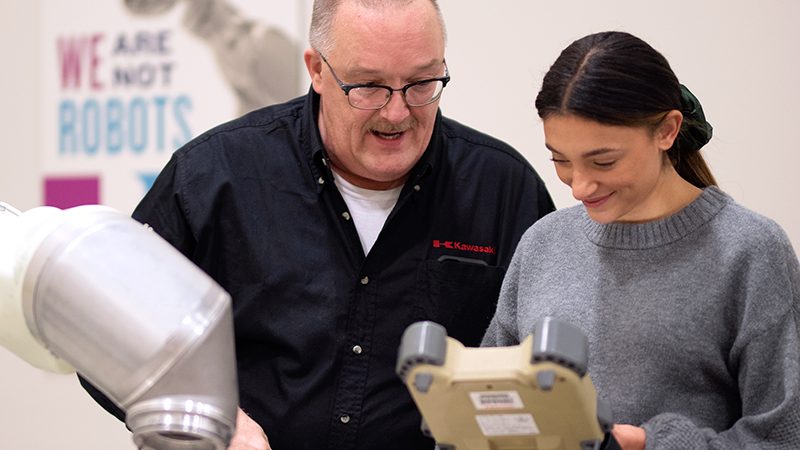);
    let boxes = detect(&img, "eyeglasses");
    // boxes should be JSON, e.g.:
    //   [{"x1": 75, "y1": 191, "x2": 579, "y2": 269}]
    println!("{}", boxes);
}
[{"x1": 318, "y1": 52, "x2": 450, "y2": 110}]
